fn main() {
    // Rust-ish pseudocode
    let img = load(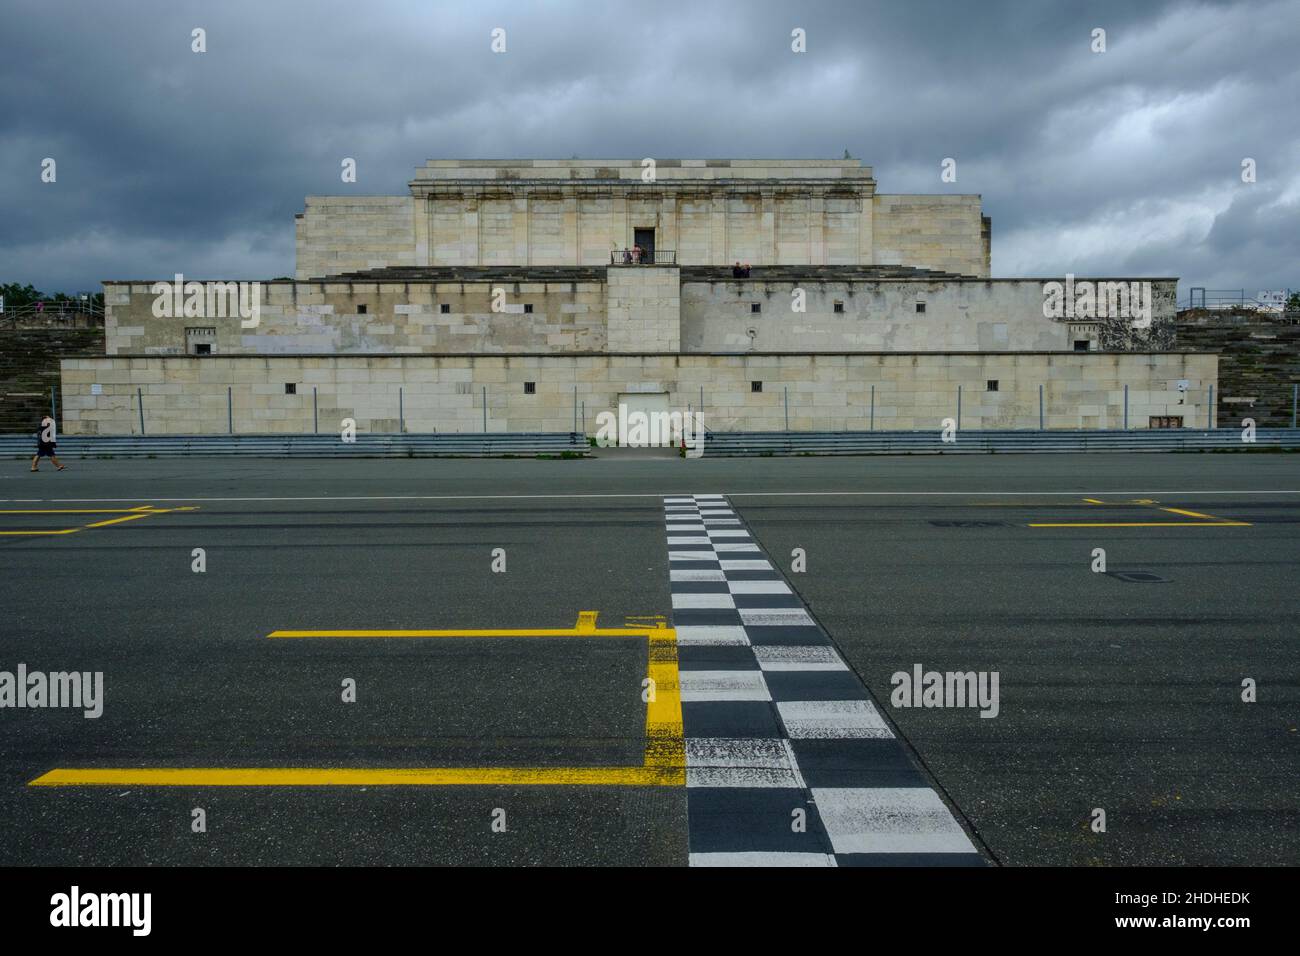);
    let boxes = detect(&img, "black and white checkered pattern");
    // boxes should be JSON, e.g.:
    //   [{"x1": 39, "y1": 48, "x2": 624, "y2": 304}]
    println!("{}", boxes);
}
[{"x1": 665, "y1": 494, "x2": 985, "y2": 866}]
